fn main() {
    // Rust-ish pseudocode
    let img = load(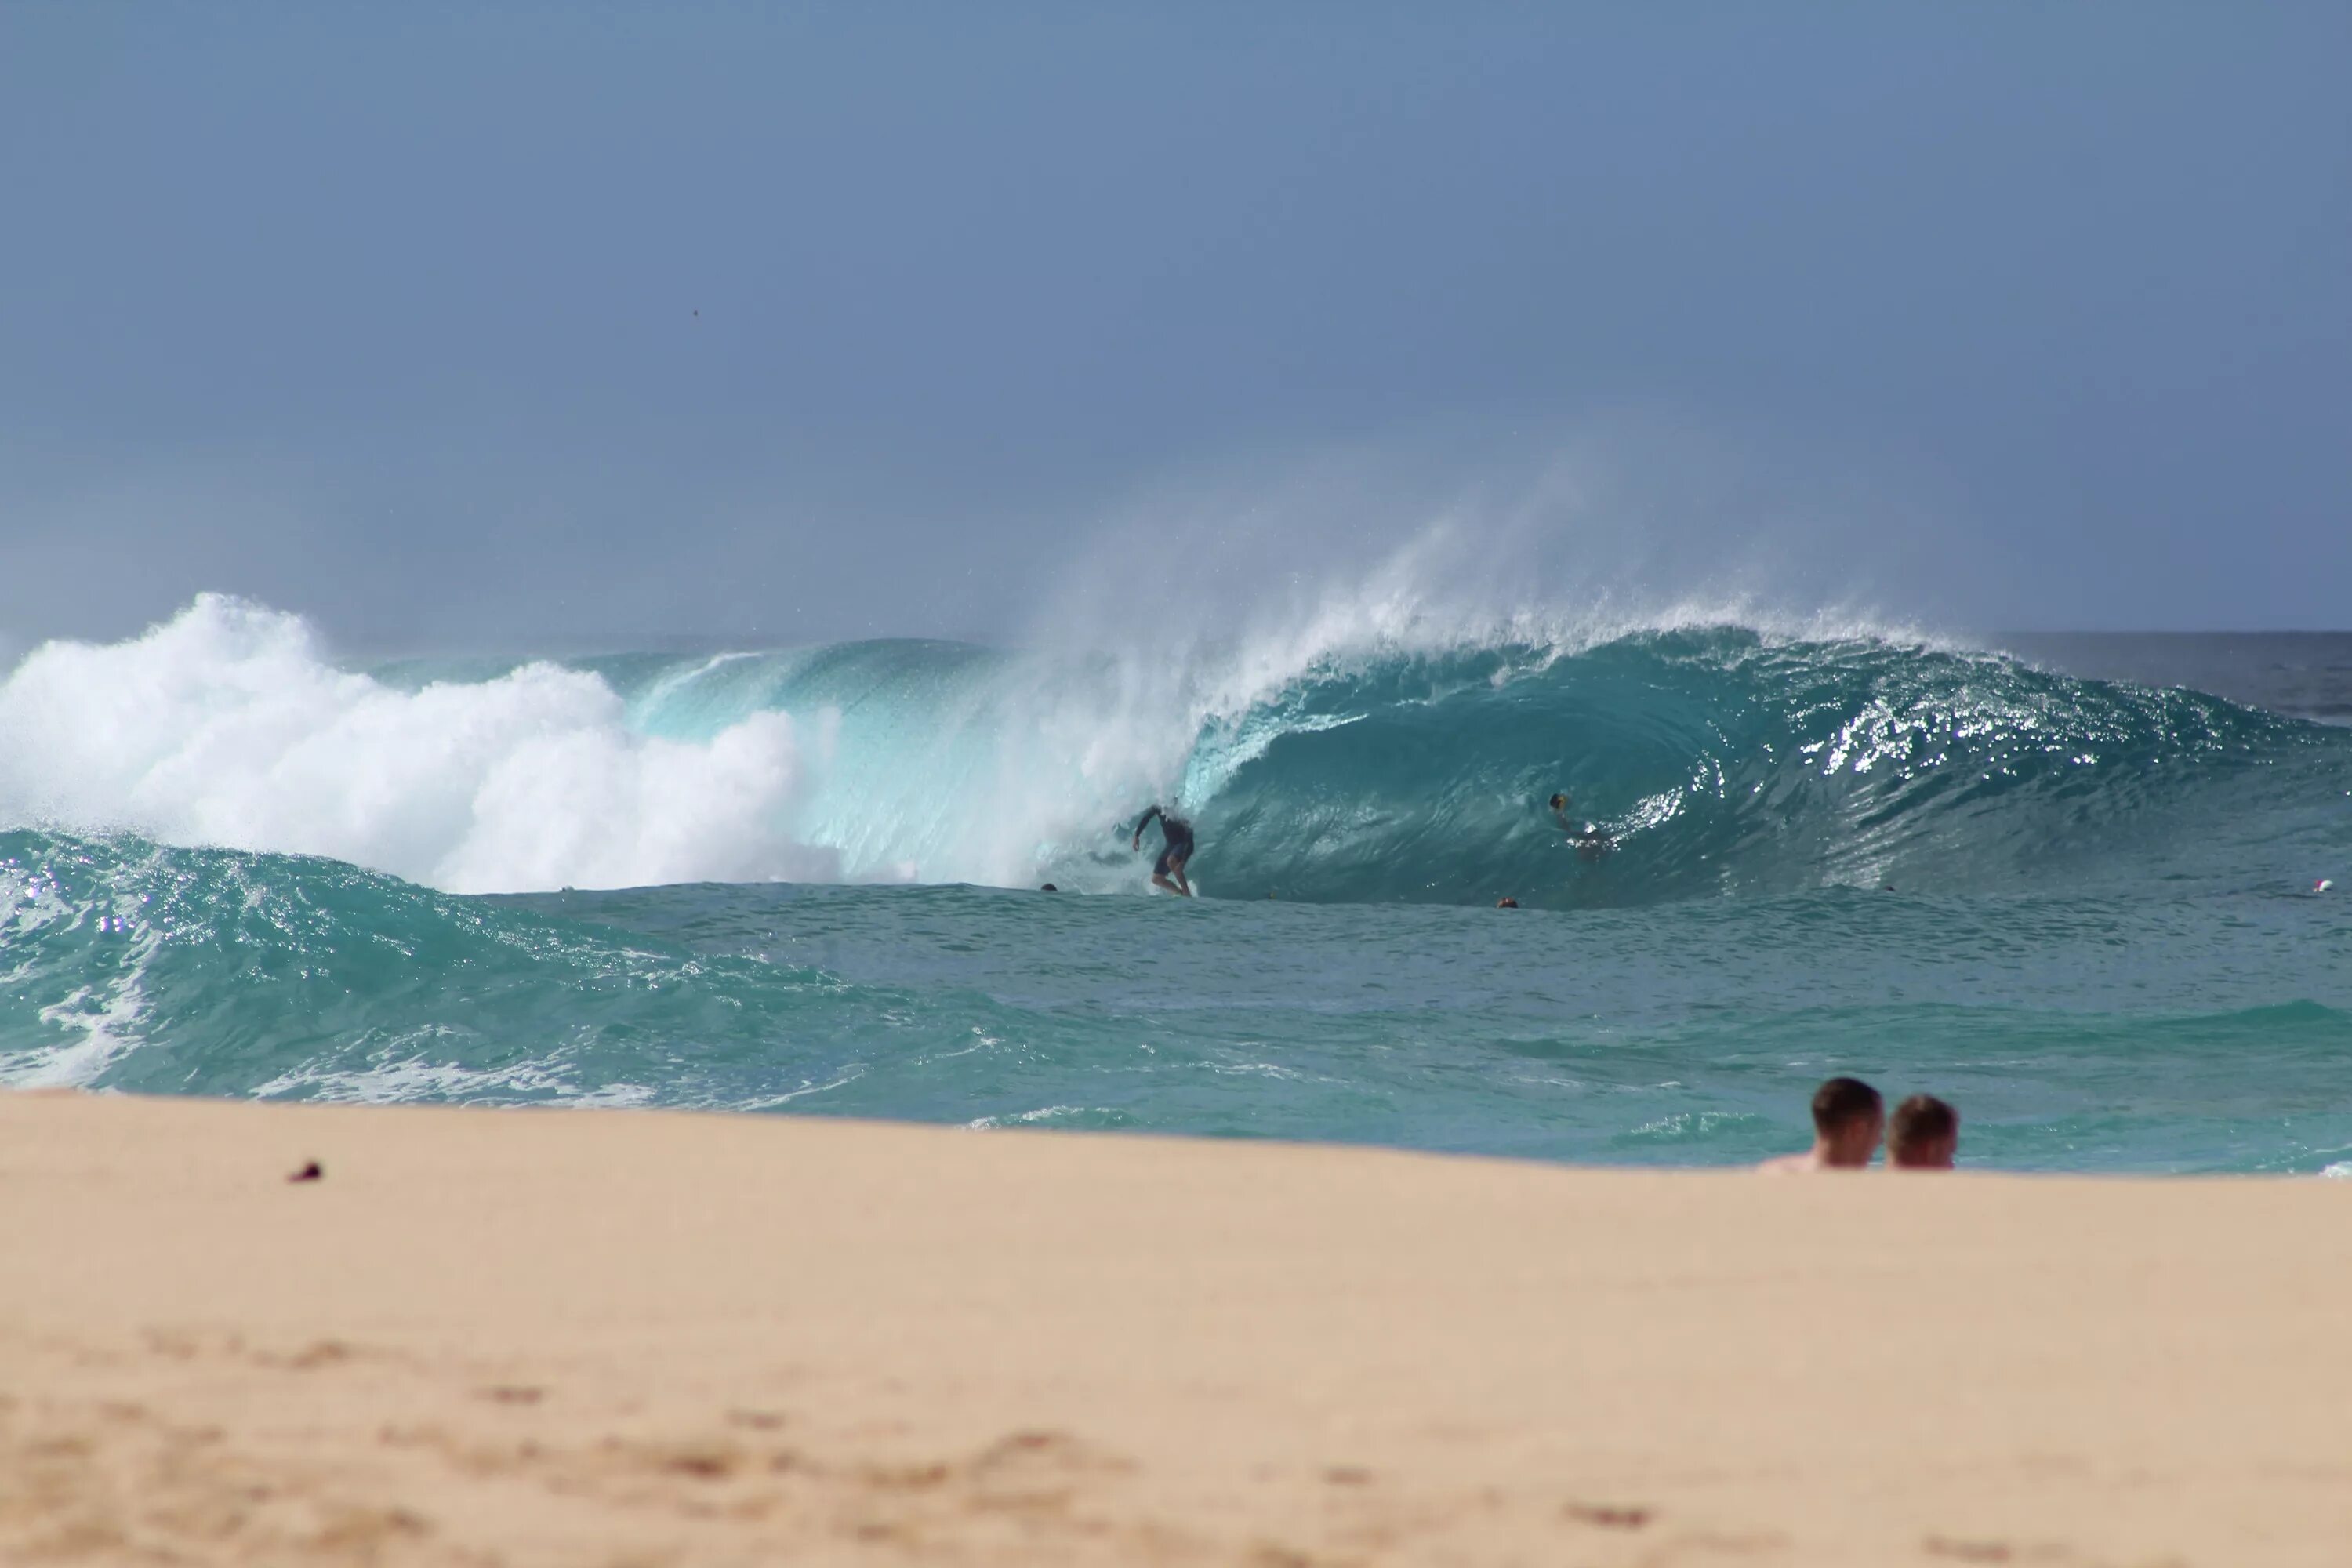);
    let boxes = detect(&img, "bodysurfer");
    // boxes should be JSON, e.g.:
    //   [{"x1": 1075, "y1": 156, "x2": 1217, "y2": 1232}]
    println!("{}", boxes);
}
[
  {"x1": 1549, "y1": 792, "x2": 1613, "y2": 860},
  {"x1": 1131, "y1": 804, "x2": 1196, "y2": 897}
]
